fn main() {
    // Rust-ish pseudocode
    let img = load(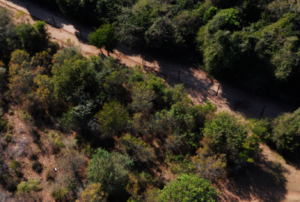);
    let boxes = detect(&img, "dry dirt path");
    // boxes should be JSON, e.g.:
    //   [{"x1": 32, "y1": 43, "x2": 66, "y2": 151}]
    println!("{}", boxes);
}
[
  {"x1": 1, "y1": 1, "x2": 300, "y2": 201},
  {"x1": 1, "y1": 0, "x2": 297, "y2": 120}
]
